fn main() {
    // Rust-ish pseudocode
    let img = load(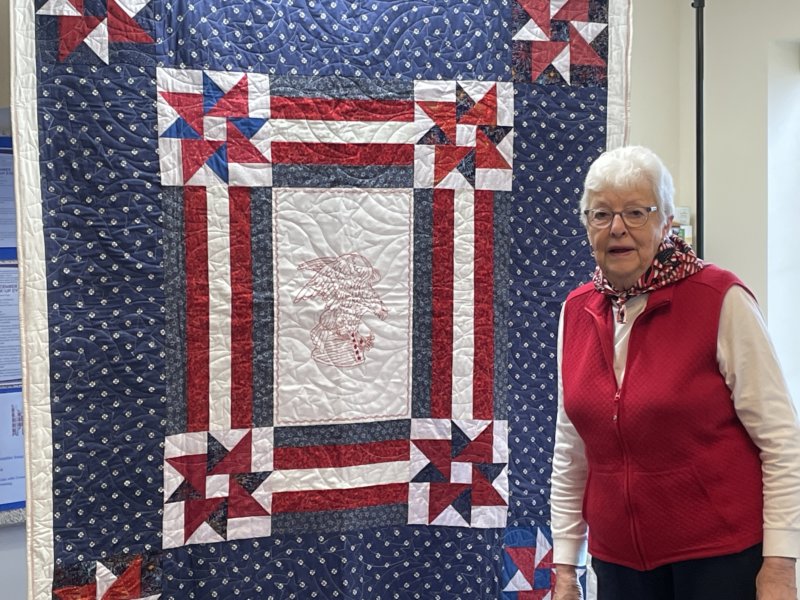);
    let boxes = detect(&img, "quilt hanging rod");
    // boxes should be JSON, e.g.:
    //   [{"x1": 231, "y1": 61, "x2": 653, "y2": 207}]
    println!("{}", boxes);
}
[{"x1": 691, "y1": 0, "x2": 705, "y2": 258}]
